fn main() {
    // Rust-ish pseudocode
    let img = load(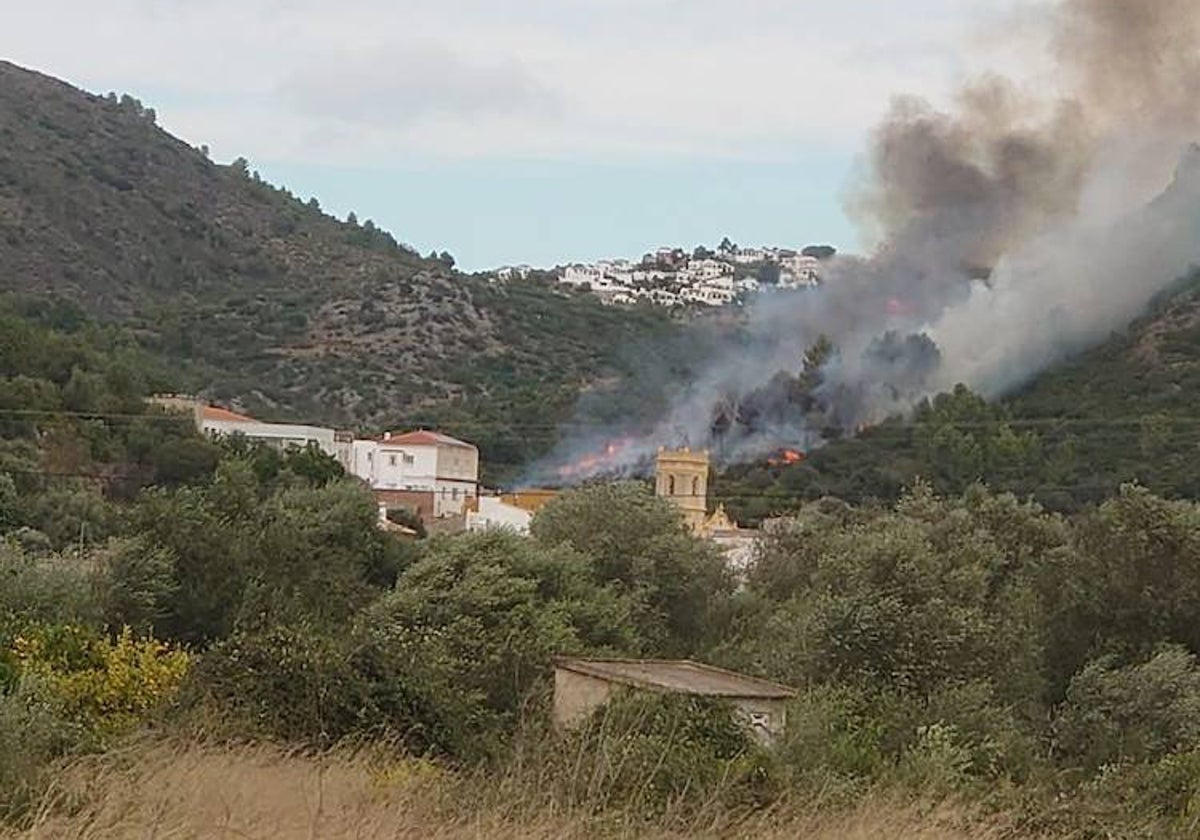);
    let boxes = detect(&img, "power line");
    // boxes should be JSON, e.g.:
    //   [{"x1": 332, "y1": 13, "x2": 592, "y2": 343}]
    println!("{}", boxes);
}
[{"x1": 2, "y1": 405, "x2": 1200, "y2": 432}]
